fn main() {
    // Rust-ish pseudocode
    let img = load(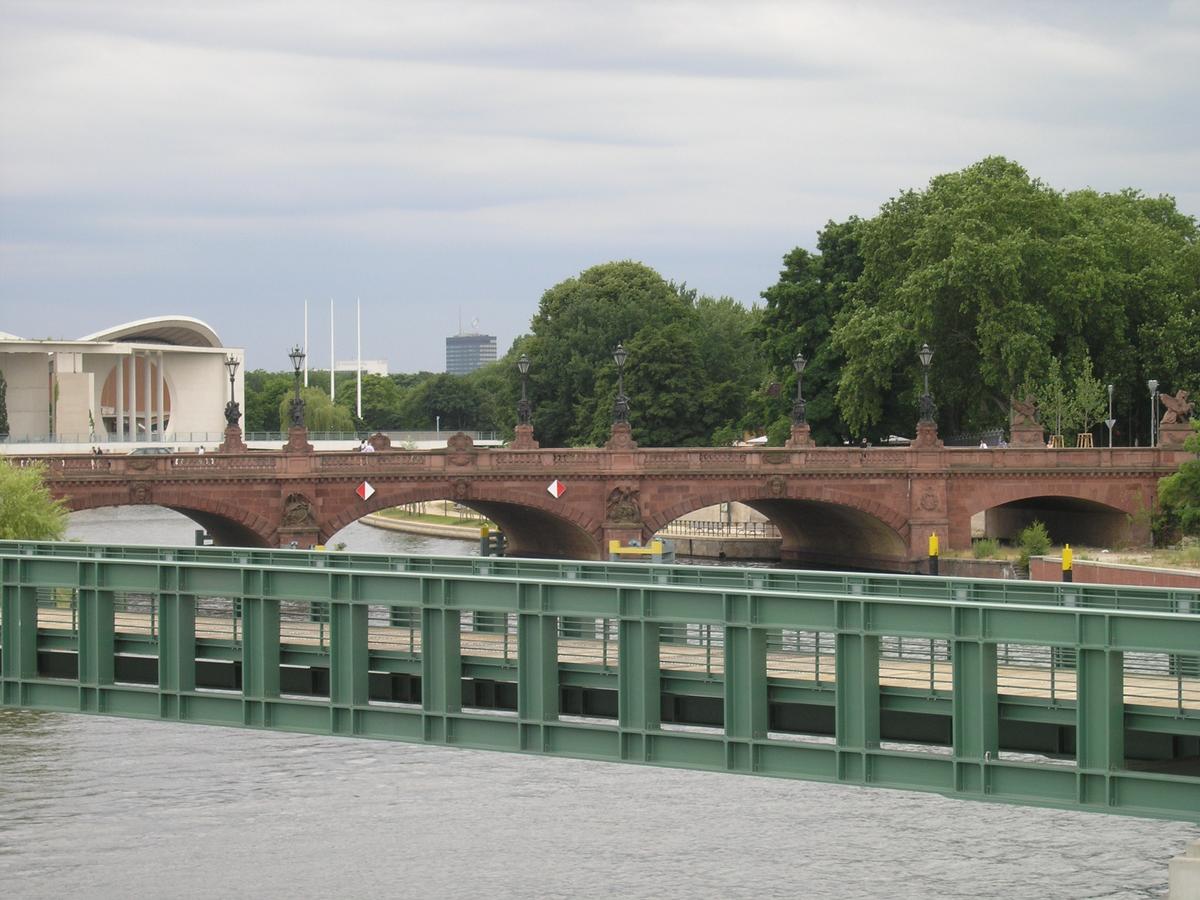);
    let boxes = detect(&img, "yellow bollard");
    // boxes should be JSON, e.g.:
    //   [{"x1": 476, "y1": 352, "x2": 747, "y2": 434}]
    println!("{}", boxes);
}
[
  {"x1": 1062, "y1": 543, "x2": 1073, "y2": 583},
  {"x1": 928, "y1": 533, "x2": 940, "y2": 576}
]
